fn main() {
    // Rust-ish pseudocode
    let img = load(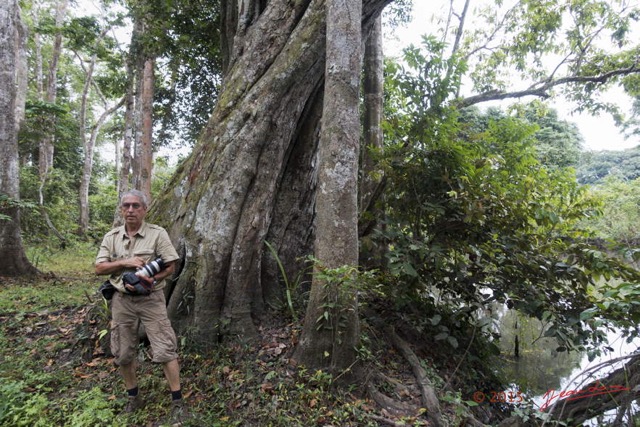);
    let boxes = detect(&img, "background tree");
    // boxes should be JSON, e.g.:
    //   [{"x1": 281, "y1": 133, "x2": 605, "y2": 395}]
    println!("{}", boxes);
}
[
  {"x1": 115, "y1": 0, "x2": 222, "y2": 212},
  {"x1": 583, "y1": 176, "x2": 640, "y2": 246},
  {"x1": 524, "y1": 105, "x2": 584, "y2": 168},
  {"x1": 124, "y1": 5, "x2": 155, "y2": 201},
  {"x1": 35, "y1": 0, "x2": 68, "y2": 208},
  {"x1": 576, "y1": 146, "x2": 640, "y2": 184},
  {"x1": 0, "y1": 0, "x2": 38, "y2": 276},
  {"x1": 66, "y1": 14, "x2": 126, "y2": 235}
]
